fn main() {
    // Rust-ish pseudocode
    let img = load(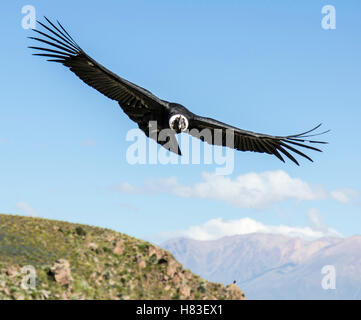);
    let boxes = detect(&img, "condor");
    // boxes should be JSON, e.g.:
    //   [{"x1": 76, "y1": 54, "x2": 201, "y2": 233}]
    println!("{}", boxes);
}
[{"x1": 29, "y1": 17, "x2": 329, "y2": 165}]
